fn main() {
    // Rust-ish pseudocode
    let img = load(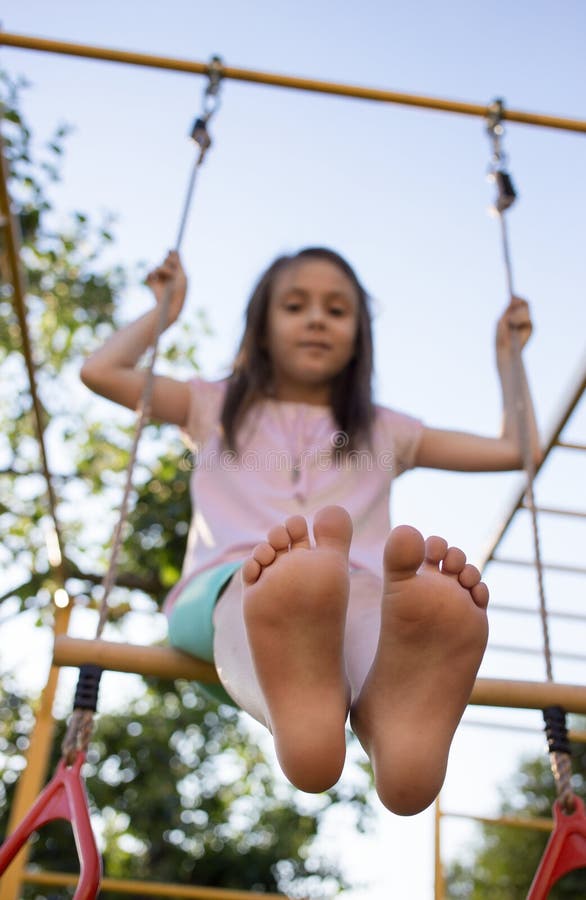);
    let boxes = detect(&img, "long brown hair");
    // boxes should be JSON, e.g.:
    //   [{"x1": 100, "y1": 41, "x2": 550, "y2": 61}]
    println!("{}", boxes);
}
[{"x1": 221, "y1": 247, "x2": 375, "y2": 452}]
